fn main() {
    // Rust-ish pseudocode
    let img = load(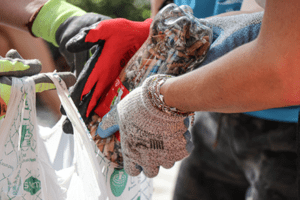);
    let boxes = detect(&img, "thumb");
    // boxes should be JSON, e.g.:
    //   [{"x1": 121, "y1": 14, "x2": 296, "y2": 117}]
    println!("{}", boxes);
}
[
  {"x1": 66, "y1": 22, "x2": 103, "y2": 53},
  {"x1": 96, "y1": 107, "x2": 119, "y2": 138},
  {"x1": 123, "y1": 154, "x2": 142, "y2": 177}
]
